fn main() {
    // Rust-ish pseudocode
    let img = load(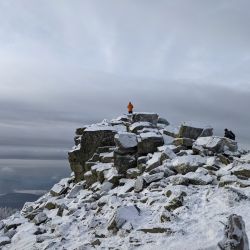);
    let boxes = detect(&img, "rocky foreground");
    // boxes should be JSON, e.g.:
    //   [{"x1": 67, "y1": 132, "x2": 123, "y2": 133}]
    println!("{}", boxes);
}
[{"x1": 1, "y1": 112, "x2": 250, "y2": 250}]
